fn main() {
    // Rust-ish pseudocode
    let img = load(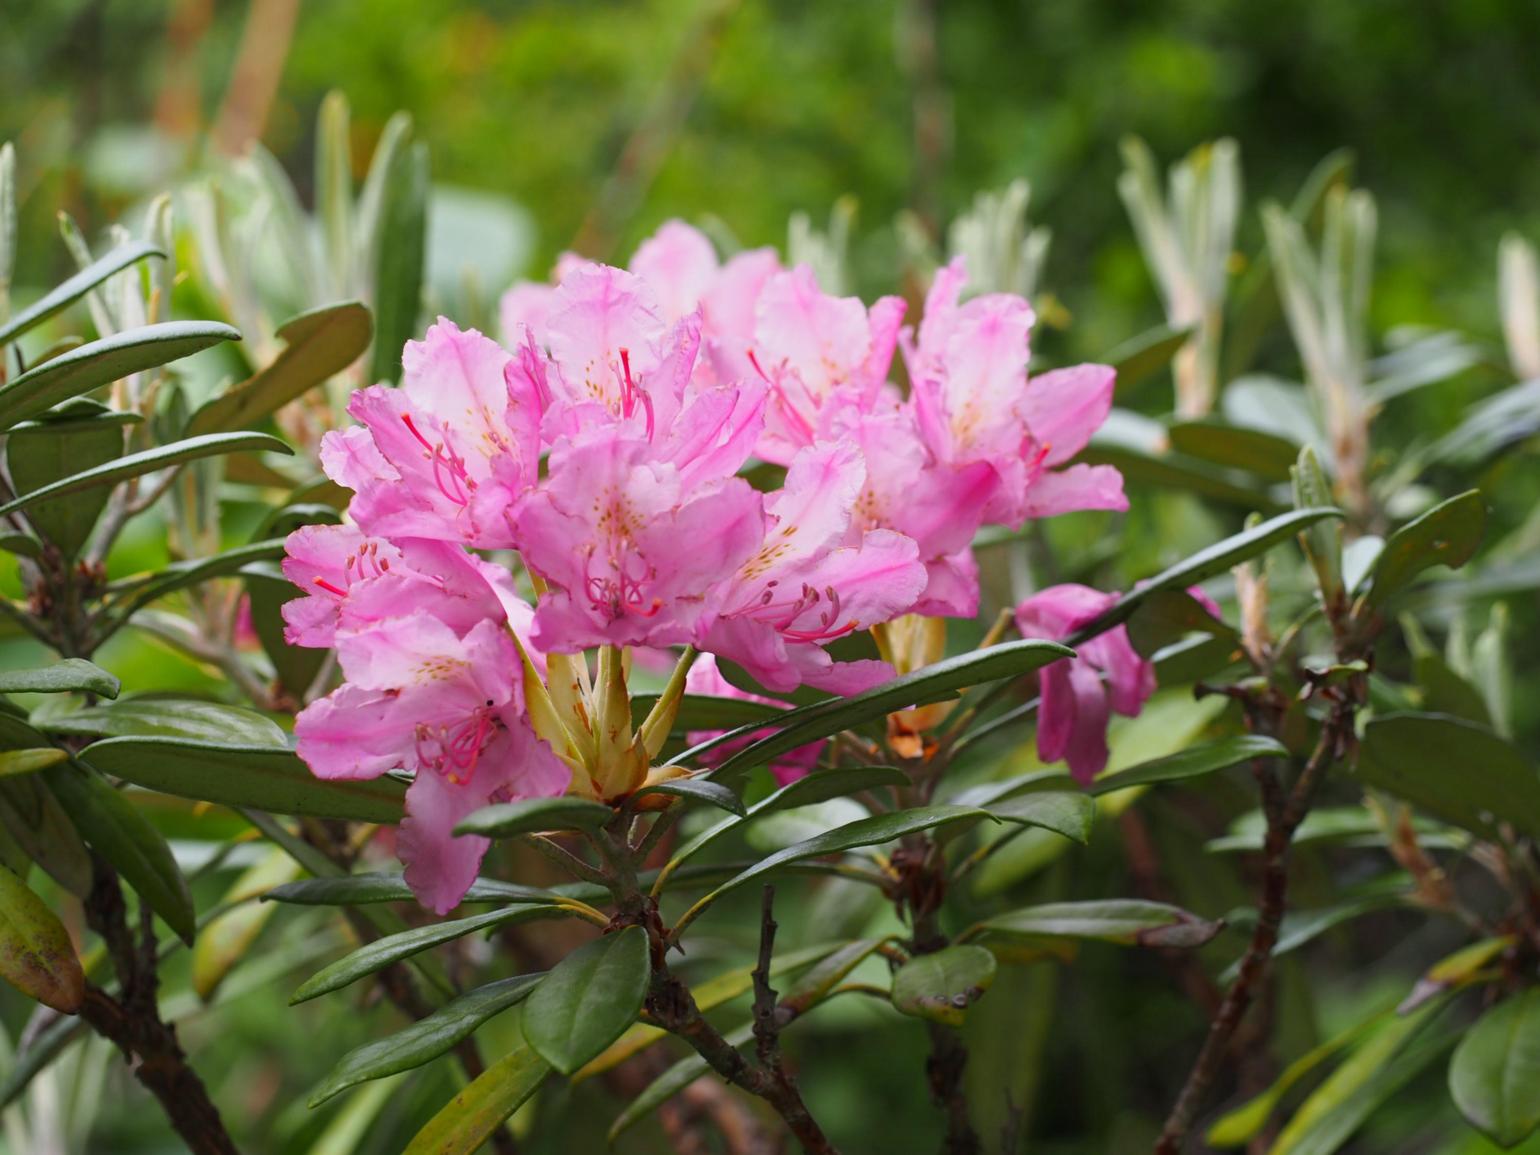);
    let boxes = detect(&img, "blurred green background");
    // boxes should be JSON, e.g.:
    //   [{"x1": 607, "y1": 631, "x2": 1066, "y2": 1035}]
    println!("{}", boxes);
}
[{"x1": 4, "y1": 3, "x2": 1540, "y2": 1153}]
